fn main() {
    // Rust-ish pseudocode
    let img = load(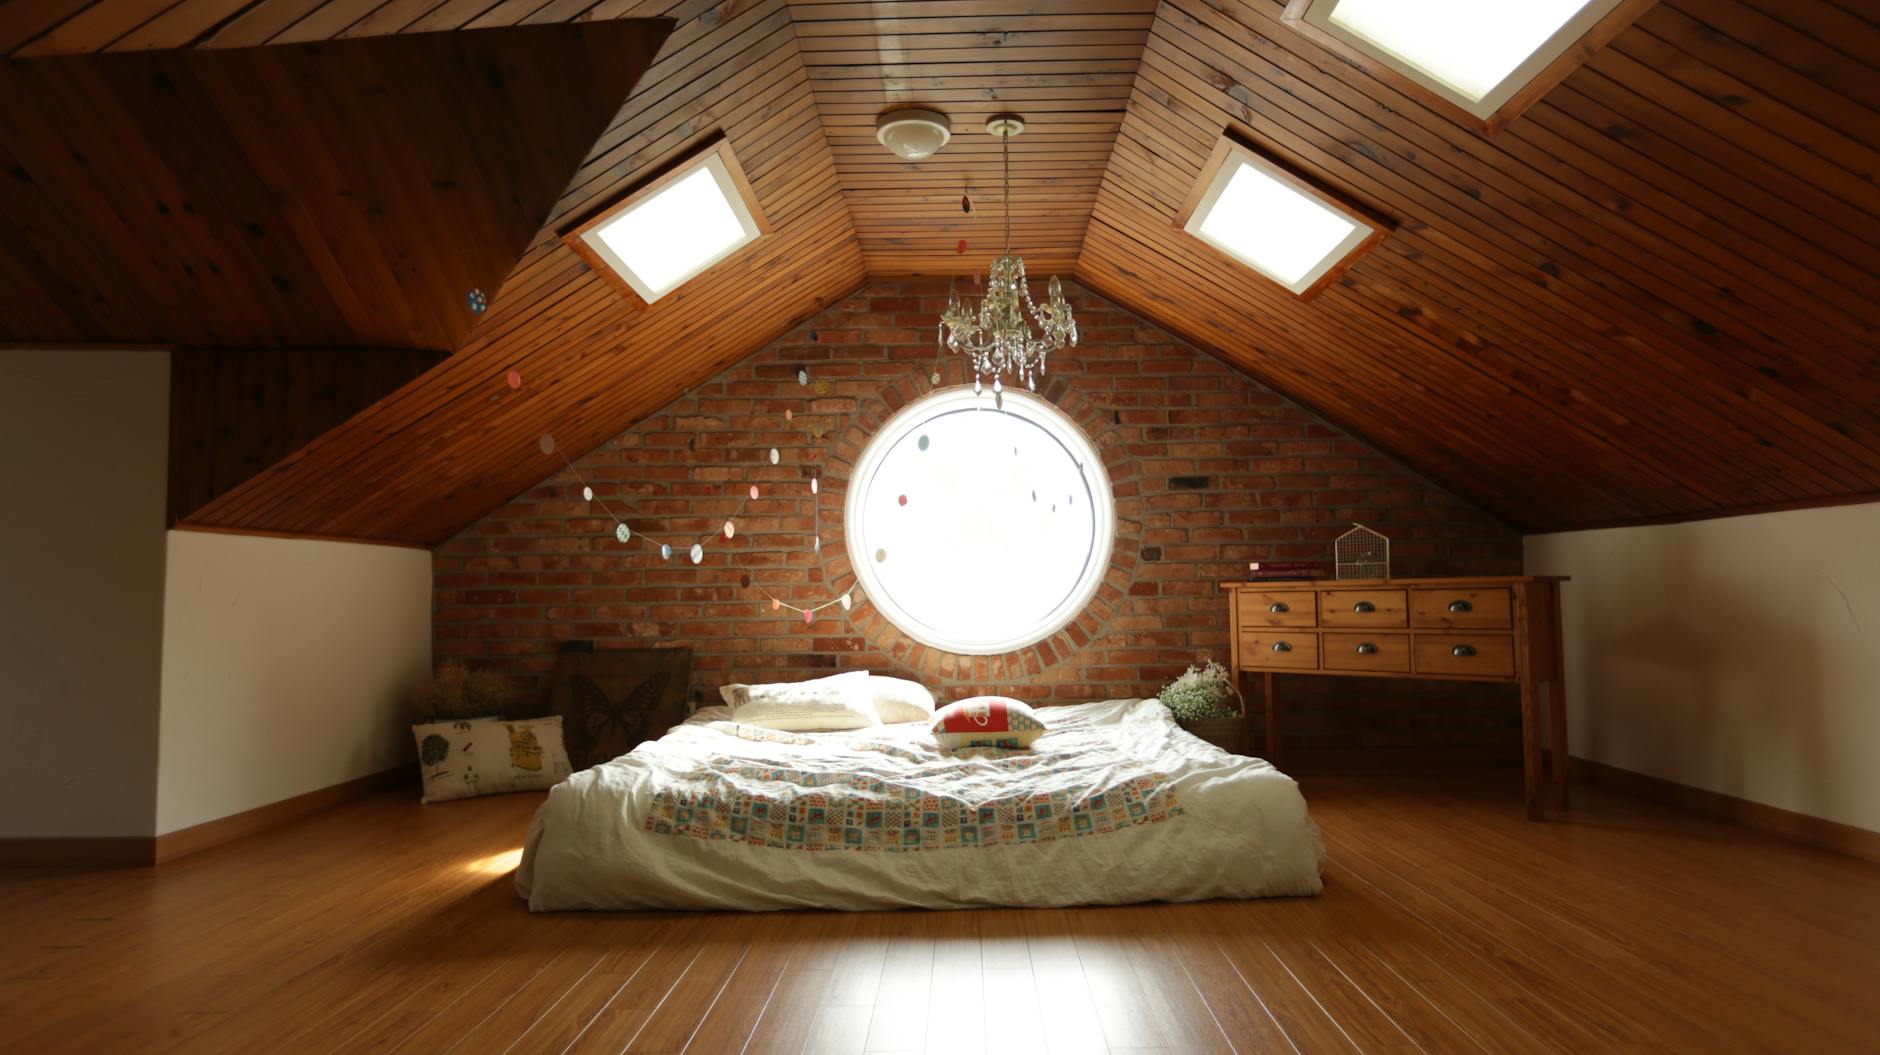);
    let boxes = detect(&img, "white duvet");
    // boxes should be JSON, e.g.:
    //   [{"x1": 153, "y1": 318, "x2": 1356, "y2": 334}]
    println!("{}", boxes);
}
[{"x1": 516, "y1": 698, "x2": 1323, "y2": 911}]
